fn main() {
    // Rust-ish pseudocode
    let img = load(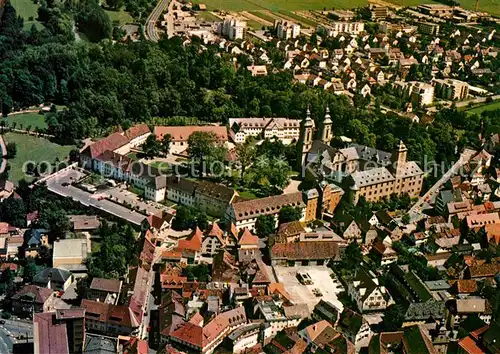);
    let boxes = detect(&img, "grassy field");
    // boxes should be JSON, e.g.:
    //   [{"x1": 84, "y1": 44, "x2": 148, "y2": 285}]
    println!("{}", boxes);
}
[
  {"x1": 10, "y1": 0, "x2": 43, "y2": 29},
  {"x1": 4, "y1": 112, "x2": 48, "y2": 130},
  {"x1": 105, "y1": 9, "x2": 134, "y2": 25},
  {"x1": 193, "y1": 0, "x2": 367, "y2": 11},
  {"x1": 279, "y1": 10, "x2": 317, "y2": 27},
  {"x1": 466, "y1": 100, "x2": 500, "y2": 115},
  {"x1": 197, "y1": 11, "x2": 223, "y2": 22},
  {"x1": 4, "y1": 132, "x2": 75, "y2": 185},
  {"x1": 247, "y1": 19, "x2": 266, "y2": 29}
]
